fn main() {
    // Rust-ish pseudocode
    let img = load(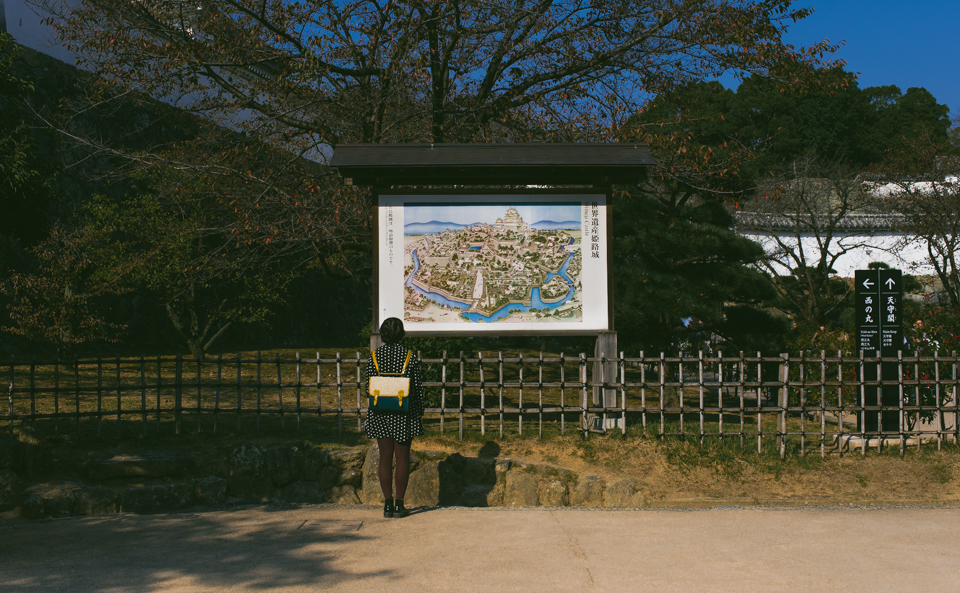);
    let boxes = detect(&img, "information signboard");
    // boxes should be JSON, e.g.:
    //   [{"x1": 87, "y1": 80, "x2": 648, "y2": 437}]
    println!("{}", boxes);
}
[{"x1": 376, "y1": 191, "x2": 609, "y2": 335}]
